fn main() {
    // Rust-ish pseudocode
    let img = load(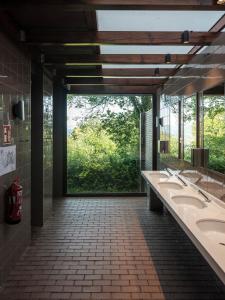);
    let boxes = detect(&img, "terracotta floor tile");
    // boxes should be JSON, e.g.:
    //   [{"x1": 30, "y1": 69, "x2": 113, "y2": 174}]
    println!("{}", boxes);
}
[{"x1": 0, "y1": 197, "x2": 225, "y2": 300}]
